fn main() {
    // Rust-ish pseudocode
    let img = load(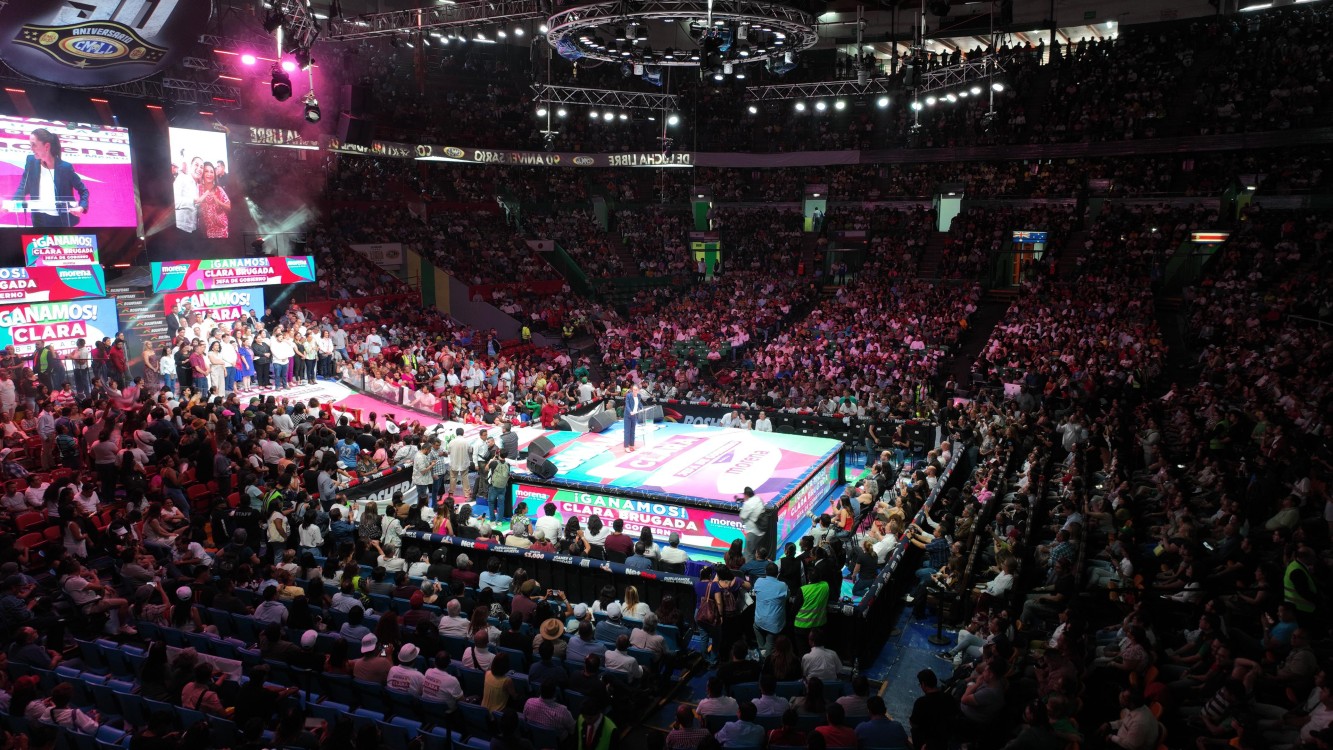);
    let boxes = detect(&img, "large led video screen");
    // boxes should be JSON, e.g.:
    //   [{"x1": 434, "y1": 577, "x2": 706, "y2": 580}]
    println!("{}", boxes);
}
[
  {"x1": 168, "y1": 127, "x2": 232, "y2": 239},
  {"x1": 0, "y1": 115, "x2": 137, "y2": 228},
  {"x1": 161, "y1": 286, "x2": 265, "y2": 326}
]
